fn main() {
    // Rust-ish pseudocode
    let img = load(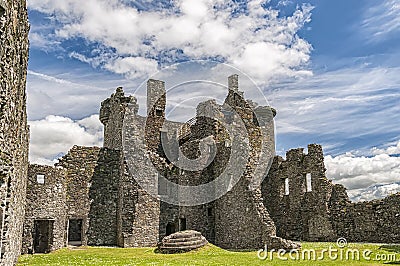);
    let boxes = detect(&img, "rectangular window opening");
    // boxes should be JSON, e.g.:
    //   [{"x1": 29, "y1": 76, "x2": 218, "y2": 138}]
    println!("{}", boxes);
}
[
  {"x1": 207, "y1": 207, "x2": 213, "y2": 217},
  {"x1": 284, "y1": 178, "x2": 290, "y2": 195},
  {"x1": 36, "y1": 174, "x2": 45, "y2": 184},
  {"x1": 306, "y1": 173, "x2": 312, "y2": 192}
]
